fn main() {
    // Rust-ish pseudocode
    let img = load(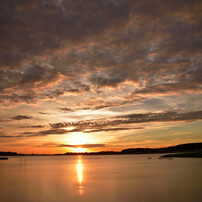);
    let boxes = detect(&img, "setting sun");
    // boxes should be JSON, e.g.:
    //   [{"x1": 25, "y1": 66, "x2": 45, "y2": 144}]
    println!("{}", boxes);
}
[
  {"x1": 75, "y1": 147, "x2": 86, "y2": 153},
  {"x1": 68, "y1": 133, "x2": 87, "y2": 145},
  {"x1": 65, "y1": 133, "x2": 89, "y2": 152}
]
